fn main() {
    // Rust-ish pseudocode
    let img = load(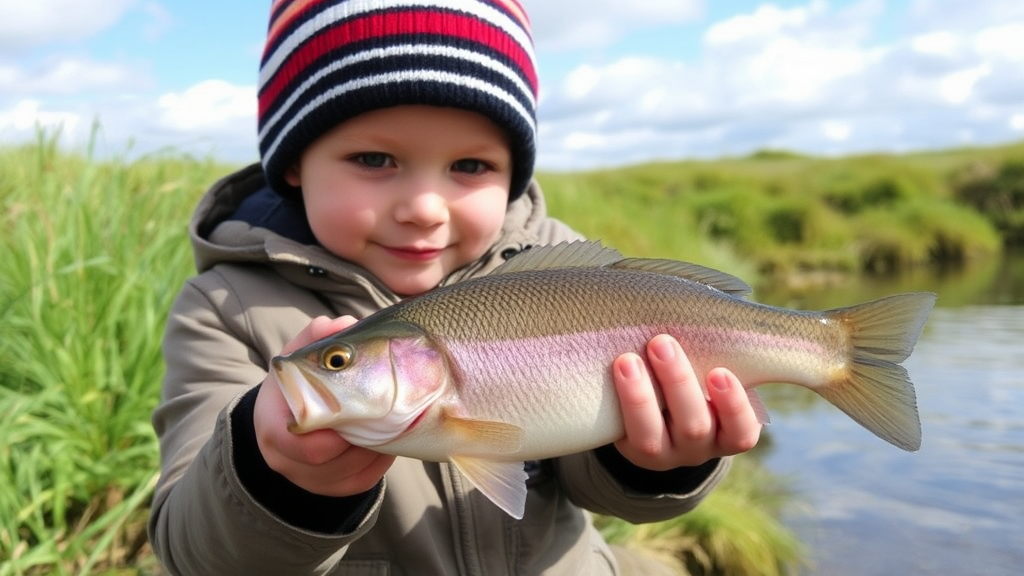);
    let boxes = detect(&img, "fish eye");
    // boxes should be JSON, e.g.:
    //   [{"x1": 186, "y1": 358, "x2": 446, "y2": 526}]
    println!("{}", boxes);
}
[{"x1": 321, "y1": 345, "x2": 353, "y2": 371}]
